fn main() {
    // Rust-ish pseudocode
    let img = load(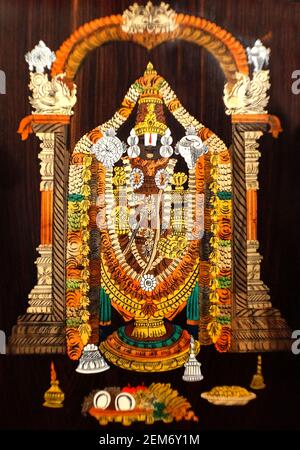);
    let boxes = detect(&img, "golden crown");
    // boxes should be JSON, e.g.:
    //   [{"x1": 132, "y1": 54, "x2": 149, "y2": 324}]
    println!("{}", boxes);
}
[
  {"x1": 134, "y1": 103, "x2": 167, "y2": 136},
  {"x1": 138, "y1": 64, "x2": 162, "y2": 102},
  {"x1": 134, "y1": 62, "x2": 167, "y2": 136}
]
